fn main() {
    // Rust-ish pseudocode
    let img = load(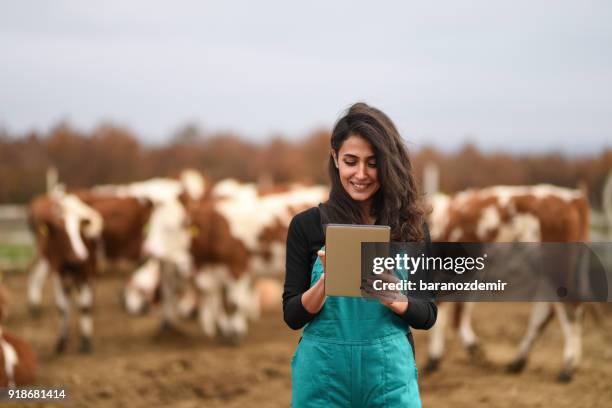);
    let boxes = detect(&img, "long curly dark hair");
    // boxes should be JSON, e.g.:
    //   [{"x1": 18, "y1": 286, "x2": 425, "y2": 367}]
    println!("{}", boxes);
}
[{"x1": 326, "y1": 102, "x2": 424, "y2": 242}]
